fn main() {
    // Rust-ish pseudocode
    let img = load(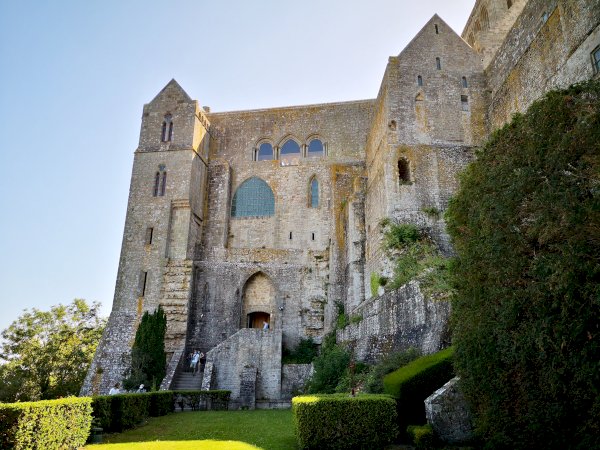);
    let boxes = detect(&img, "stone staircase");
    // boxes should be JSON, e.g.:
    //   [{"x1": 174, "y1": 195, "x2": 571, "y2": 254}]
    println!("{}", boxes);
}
[
  {"x1": 159, "y1": 260, "x2": 193, "y2": 355},
  {"x1": 170, "y1": 368, "x2": 204, "y2": 391}
]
